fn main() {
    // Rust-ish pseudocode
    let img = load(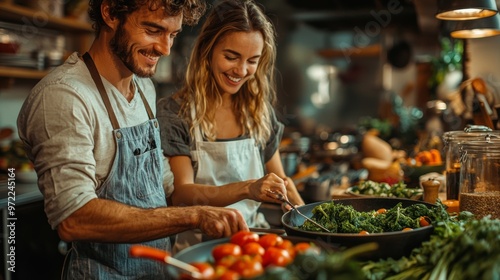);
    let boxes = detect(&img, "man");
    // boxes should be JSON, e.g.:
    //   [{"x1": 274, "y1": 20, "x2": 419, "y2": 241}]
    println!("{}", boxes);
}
[{"x1": 17, "y1": 0, "x2": 247, "y2": 278}]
